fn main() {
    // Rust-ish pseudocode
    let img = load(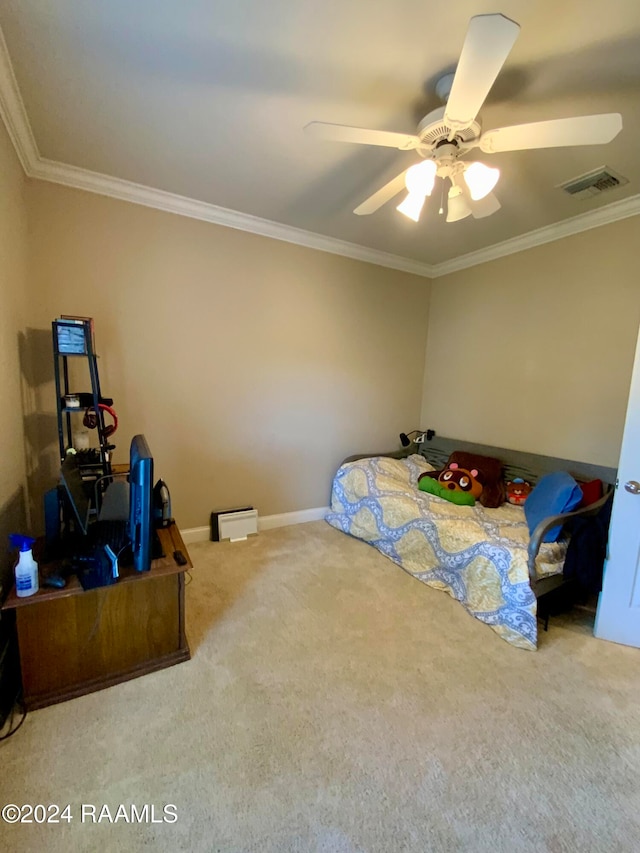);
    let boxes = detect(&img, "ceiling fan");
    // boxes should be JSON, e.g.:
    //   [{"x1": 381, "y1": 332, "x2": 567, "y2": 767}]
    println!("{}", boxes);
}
[{"x1": 304, "y1": 13, "x2": 623, "y2": 224}]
